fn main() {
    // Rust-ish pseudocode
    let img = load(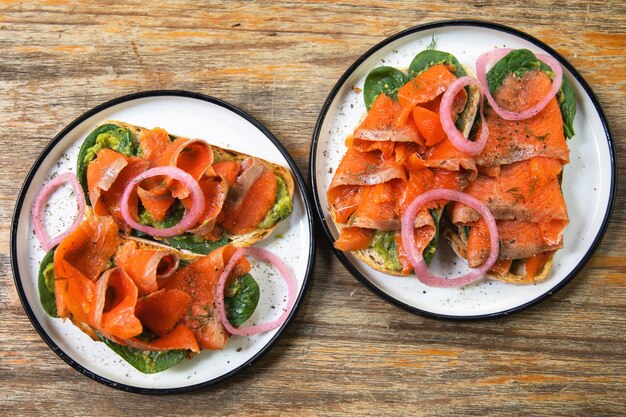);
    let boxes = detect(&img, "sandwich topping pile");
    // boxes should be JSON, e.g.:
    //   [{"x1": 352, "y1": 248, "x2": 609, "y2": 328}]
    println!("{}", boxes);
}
[
  {"x1": 327, "y1": 47, "x2": 575, "y2": 287},
  {"x1": 32, "y1": 122, "x2": 296, "y2": 373}
]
